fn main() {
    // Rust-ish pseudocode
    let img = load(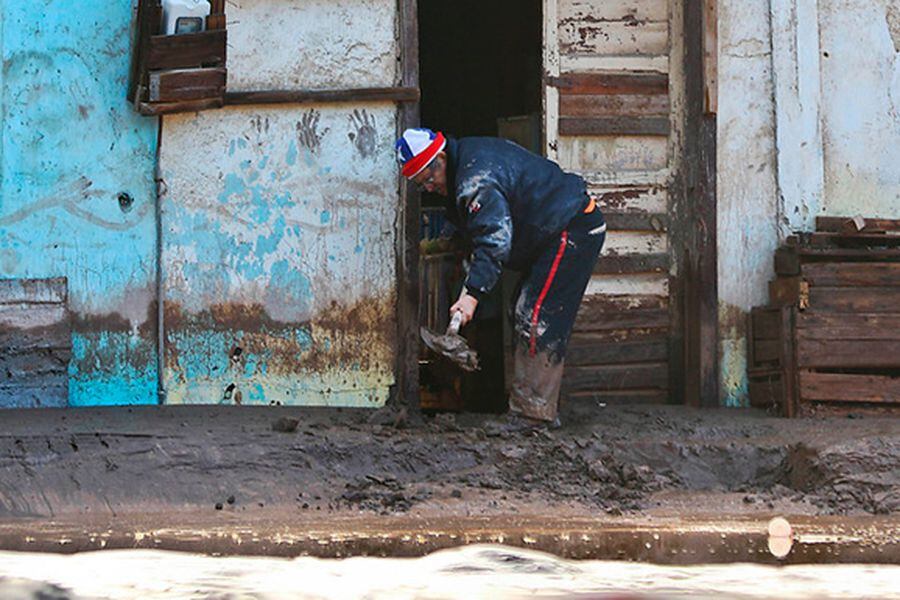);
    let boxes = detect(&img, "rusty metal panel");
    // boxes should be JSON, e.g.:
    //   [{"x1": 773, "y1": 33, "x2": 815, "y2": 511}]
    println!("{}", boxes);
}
[
  {"x1": 159, "y1": 104, "x2": 398, "y2": 406},
  {"x1": 0, "y1": 0, "x2": 160, "y2": 407},
  {"x1": 227, "y1": 0, "x2": 398, "y2": 92}
]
